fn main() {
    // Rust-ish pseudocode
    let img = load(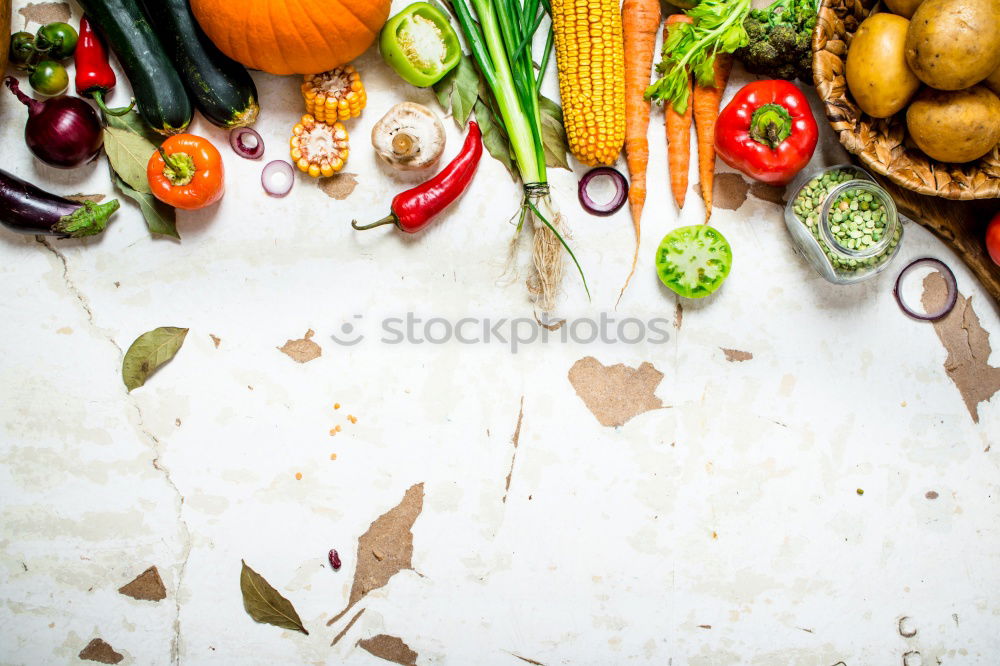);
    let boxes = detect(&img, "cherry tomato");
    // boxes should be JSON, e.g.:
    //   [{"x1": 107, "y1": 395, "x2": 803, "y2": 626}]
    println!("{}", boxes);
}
[
  {"x1": 9, "y1": 32, "x2": 36, "y2": 68},
  {"x1": 35, "y1": 22, "x2": 78, "y2": 60},
  {"x1": 987, "y1": 210, "x2": 1000, "y2": 268},
  {"x1": 28, "y1": 60, "x2": 69, "y2": 96}
]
